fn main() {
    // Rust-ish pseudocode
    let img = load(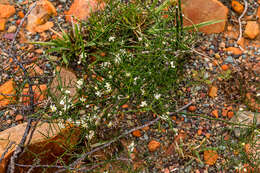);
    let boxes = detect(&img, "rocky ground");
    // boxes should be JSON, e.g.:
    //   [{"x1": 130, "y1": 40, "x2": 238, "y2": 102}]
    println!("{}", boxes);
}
[{"x1": 0, "y1": 0, "x2": 259, "y2": 172}]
